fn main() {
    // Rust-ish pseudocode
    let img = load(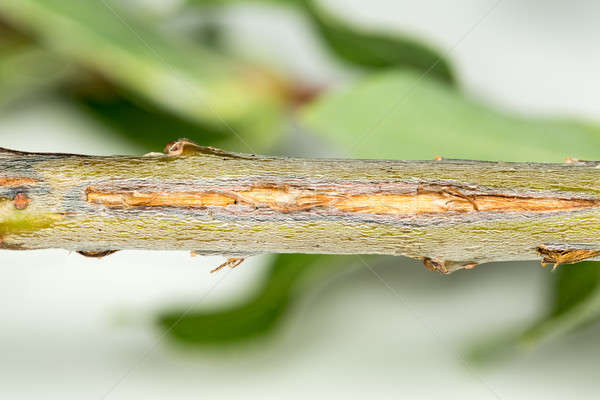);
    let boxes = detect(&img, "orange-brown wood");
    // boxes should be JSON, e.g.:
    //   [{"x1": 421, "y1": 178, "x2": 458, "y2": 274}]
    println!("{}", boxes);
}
[
  {"x1": 86, "y1": 186, "x2": 600, "y2": 215},
  {"x1": 0, "y1": 177, "x2": 38, "y2": 187}
]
